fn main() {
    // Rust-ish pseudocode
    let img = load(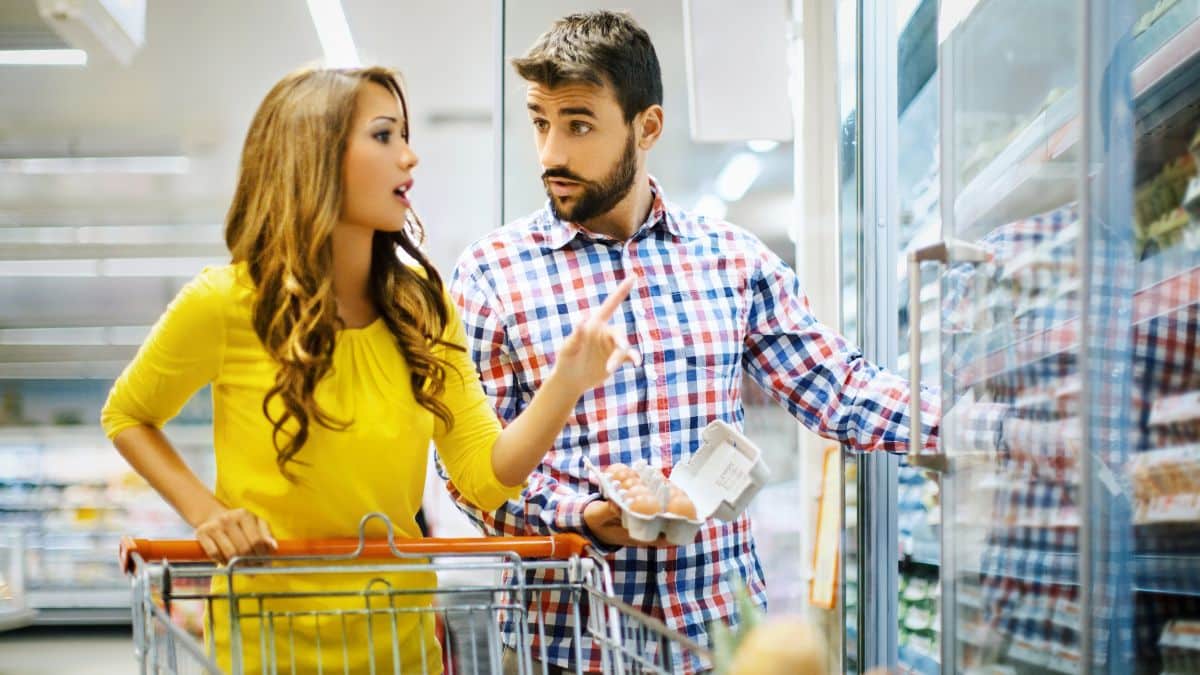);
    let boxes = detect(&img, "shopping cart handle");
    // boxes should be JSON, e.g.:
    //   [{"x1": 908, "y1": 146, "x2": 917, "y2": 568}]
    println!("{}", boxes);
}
[{"x1": 119, "y1": 534, "x2": 590, "y2": 575}]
